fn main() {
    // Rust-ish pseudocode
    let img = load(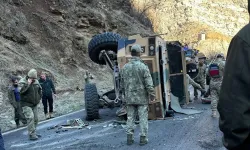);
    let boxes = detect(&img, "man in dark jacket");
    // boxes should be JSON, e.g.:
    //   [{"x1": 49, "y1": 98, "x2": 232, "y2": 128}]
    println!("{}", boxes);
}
[
  {"x1": 218, "y1": 2, "x2": 250, "y2": 149},
  {"x1": 39, "y1": 72, "x2": 56, "y2": 119},
  {"x1": 0, "y1": 128, "x2": 5, "y2": 150},
  {"x1": 8, "y1": 77, "x2": 27, "y2": 128},
  {"x1": 19, "y1": 69, "x2": 42, "y2": 140}
]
